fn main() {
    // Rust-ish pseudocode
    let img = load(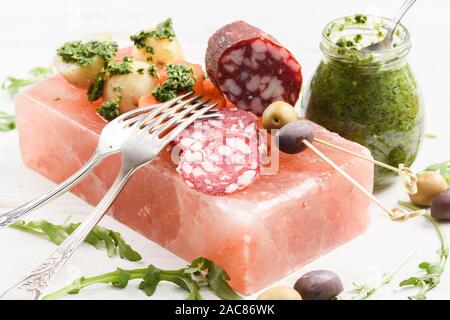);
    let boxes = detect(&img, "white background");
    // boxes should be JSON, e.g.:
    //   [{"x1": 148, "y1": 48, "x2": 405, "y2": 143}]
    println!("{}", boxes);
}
[{"x1": 0, "y1": 0, "x2": 449, "y2": 300}]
